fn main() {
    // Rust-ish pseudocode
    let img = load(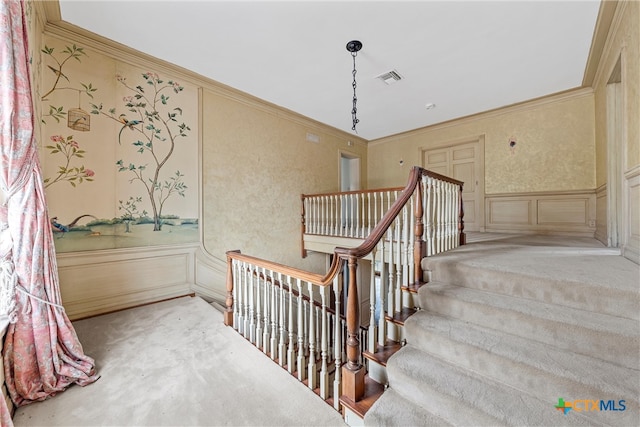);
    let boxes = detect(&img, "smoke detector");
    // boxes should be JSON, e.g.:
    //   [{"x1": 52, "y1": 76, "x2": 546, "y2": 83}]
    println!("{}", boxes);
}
[{"x1": 375, "y1": 70, "x2": 403, "y2": 85}]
